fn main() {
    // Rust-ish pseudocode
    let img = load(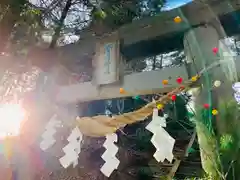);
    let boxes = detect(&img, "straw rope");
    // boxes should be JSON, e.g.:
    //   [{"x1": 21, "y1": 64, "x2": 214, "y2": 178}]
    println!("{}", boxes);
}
[
  {"x1": 75, "y1": 79, "x2": 196, "y2": 137},
  {"x1": 75, "y1": 57, "x2": 233, "y2": 137}
]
